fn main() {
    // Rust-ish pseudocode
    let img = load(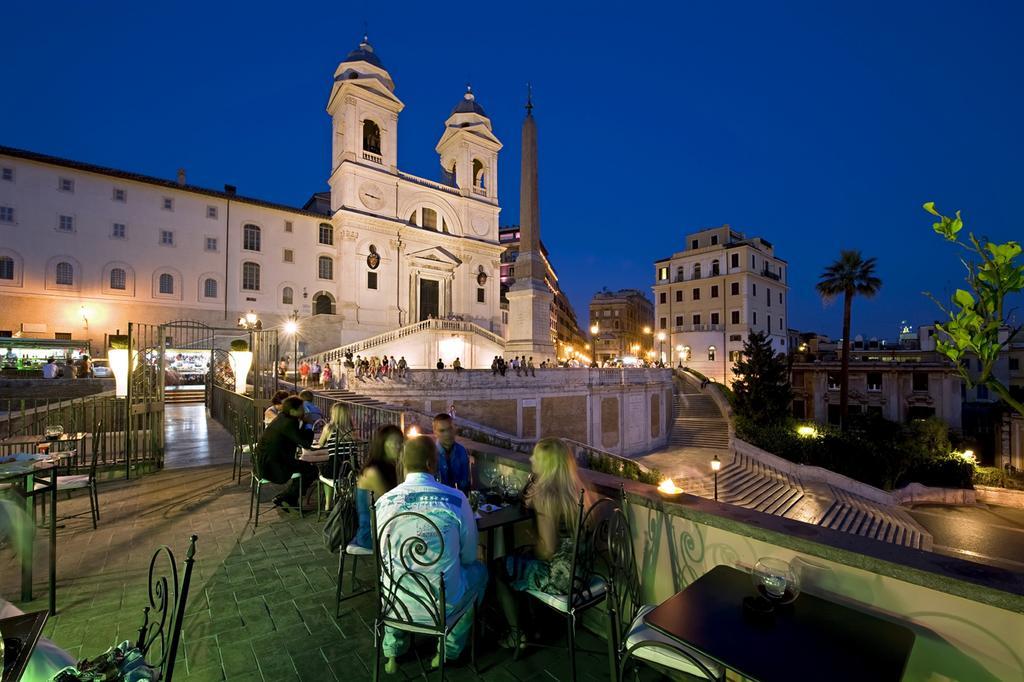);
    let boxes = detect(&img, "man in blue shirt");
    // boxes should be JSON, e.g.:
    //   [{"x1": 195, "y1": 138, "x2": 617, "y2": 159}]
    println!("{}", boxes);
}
[
  {"x1": 374, "y1": 436, "x2": 485, "y2": 672},
  {"x1": 433, "y1": 413, "x2": 470, "y2": 490}
]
